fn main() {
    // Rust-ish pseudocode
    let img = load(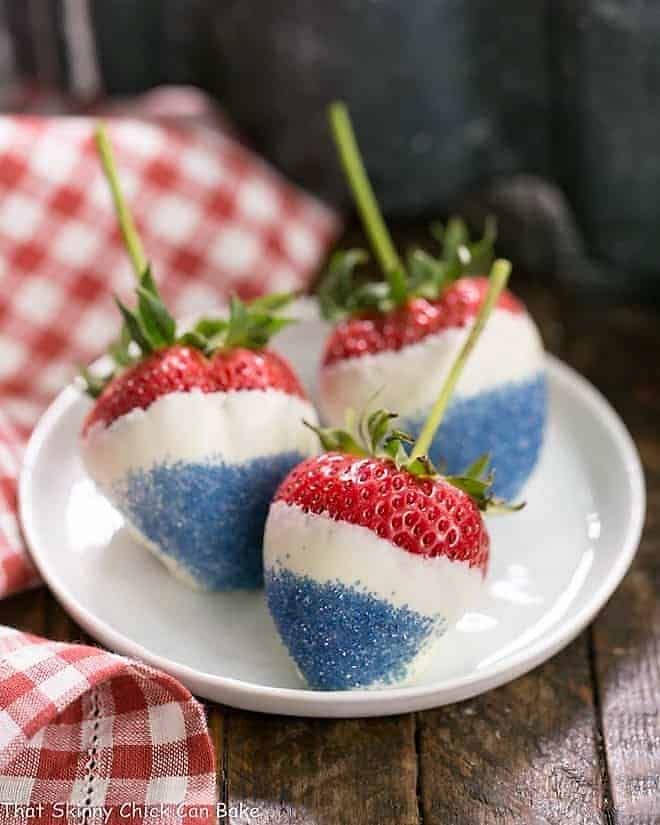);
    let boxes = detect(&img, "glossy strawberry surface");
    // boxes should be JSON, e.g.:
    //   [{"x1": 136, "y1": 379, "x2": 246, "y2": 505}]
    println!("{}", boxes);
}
[
  {"x1": 83, "y1": 344, "x2": 306, "y2": 434},
  {"x1": 322, "y1": 276, "x2": 523, "y2": 366},
  {"x1": 275, "y1": 452, "x2": 490, "y2": 573},
  {"x1": 210, "y1": 348, "x2": 305, "y2": 397}
]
